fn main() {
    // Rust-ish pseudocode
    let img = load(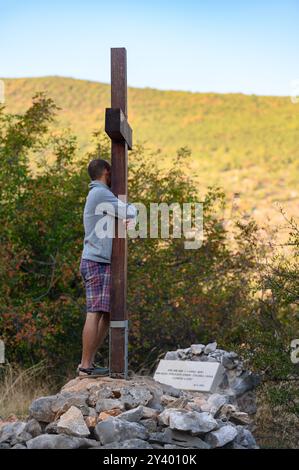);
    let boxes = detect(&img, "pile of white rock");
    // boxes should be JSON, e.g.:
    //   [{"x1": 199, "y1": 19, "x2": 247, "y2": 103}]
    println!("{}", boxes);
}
[{"x1": 0, "y1": 342, "x2": 260, "y2": 449}]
